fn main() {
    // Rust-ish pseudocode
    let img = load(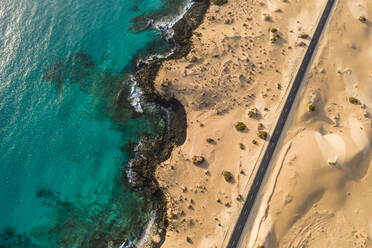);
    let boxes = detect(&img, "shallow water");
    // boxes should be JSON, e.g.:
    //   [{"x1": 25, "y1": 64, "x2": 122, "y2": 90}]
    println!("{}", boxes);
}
[{"x1": 0, "y1": 0, "x2": 187, "y2": 247}]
